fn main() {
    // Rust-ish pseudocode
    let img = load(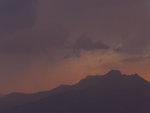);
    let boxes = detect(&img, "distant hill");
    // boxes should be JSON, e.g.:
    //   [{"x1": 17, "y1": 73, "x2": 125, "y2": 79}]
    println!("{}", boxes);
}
[{"x1": 1, "y1": 70, "x2": 150, "y2": 113}]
